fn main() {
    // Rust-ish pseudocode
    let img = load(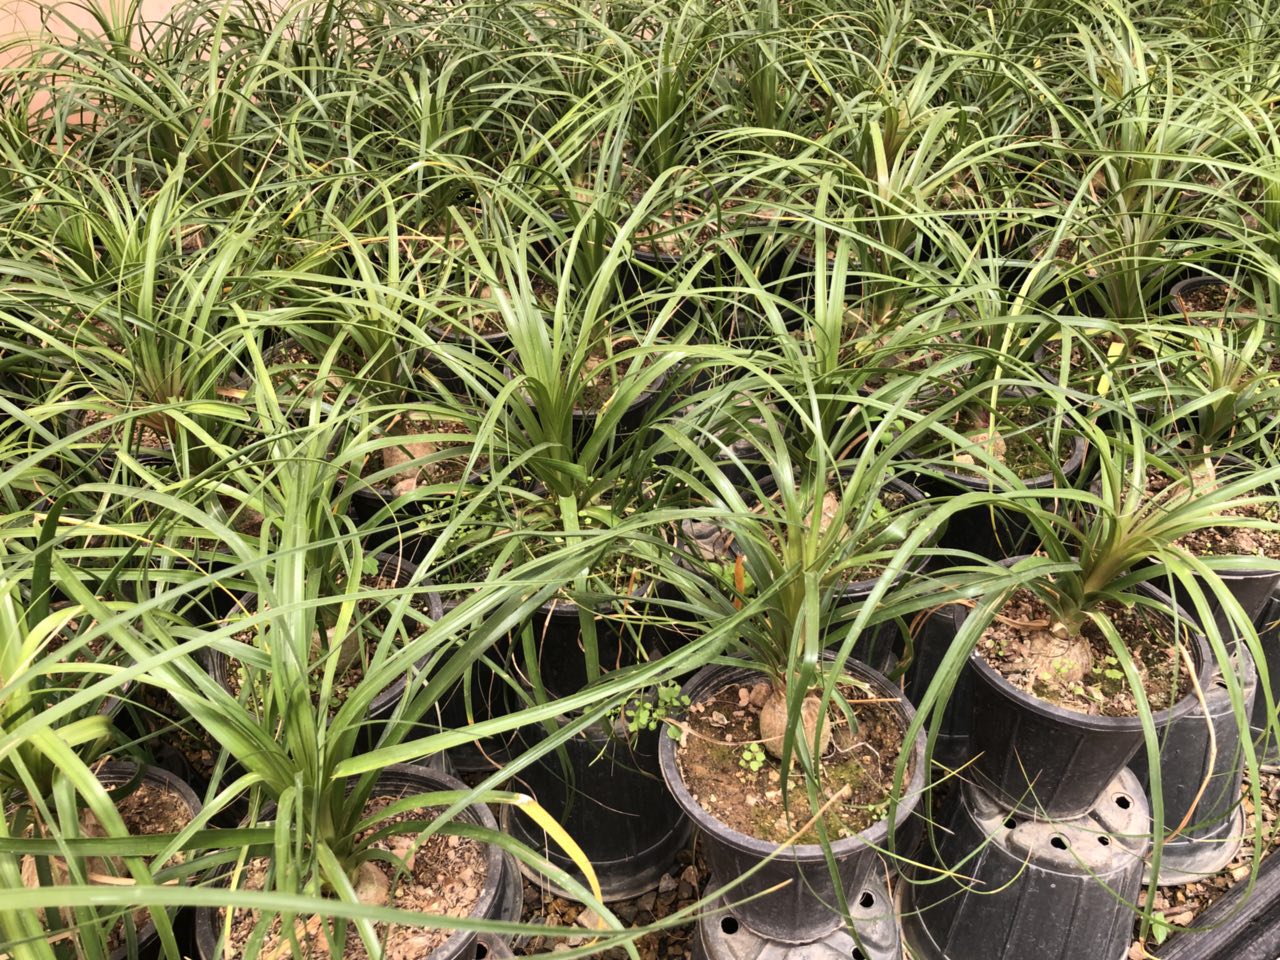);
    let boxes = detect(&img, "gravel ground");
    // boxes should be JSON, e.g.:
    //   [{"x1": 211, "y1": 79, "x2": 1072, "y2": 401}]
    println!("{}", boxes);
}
[{"x1": 1128, "y1": 770, "x2": 1280, "y2": 959}]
